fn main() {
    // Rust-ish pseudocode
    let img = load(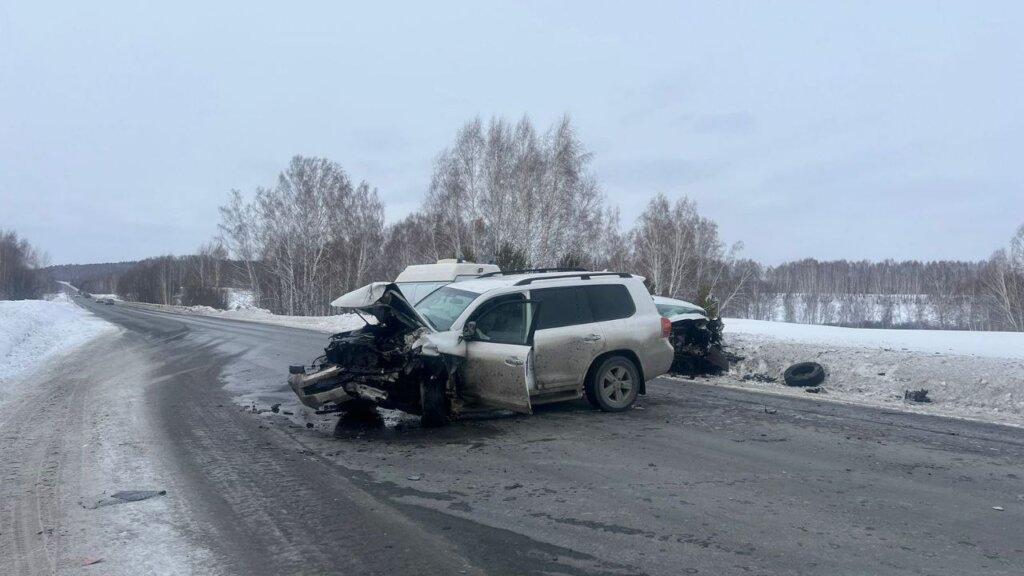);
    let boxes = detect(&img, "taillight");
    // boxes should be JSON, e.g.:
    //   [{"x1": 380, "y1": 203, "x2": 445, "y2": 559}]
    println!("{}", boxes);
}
[{"x1": 661, "y1": 317, "x2": 672, "y2": 338}]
